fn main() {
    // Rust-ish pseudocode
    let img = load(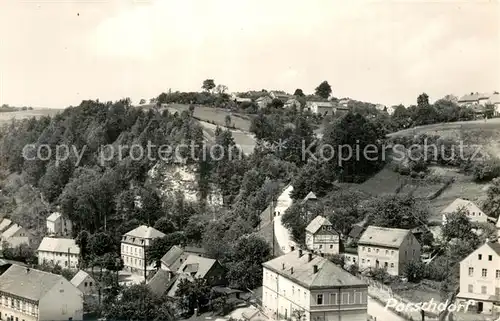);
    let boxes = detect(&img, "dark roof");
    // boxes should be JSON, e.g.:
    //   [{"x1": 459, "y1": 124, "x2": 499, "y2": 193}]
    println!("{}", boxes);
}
[
  {"x1": 348, "y1": 225, "x2": 364, "y2": 239},
  {"x1": 262, "y1": 250, "x2": 366, "y2": 289},
  {"x1": 147, "y1": 269, "x2": 171, "y2": 297},
  {"x1": 0, "y1": 265, "x2": 69, "y2": 301},
  {"x1": 486, "y1": 242, "x2": 500, "y2": 256},
  {"x1": 161, "y1": 245, "x2": 184, "y2": 267}
]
